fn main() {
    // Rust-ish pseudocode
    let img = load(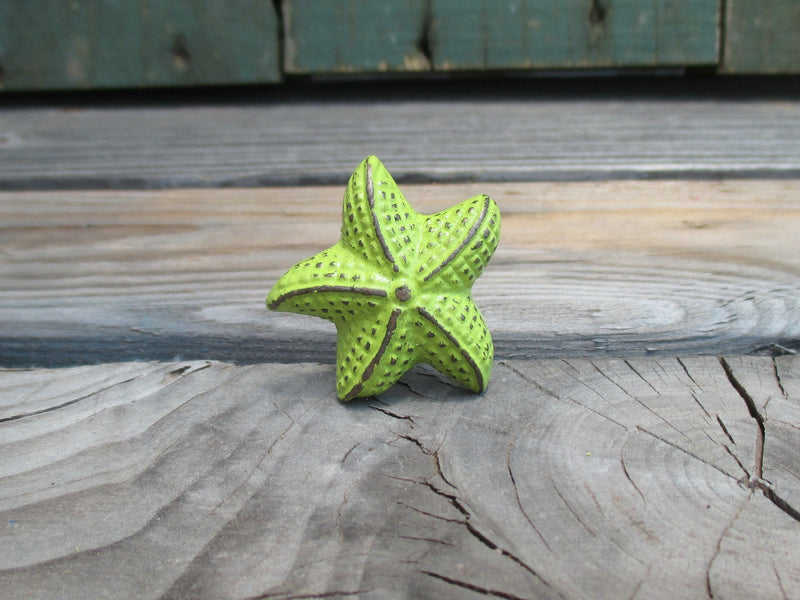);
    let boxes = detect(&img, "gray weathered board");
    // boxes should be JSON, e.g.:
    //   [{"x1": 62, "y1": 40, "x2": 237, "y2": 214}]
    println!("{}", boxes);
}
[
  {"x1": 2, "y1": 83, "x2": 800, "y2": 189},
  {"x1": 1, "y1": 355, "x2": 799, "y2": 598},
  {"x1": 2, "y1": 180, "x2": 799, "y2": 367},
  {"x1": 1, "y1": 176, "x2": 799, "y2": 598}
]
